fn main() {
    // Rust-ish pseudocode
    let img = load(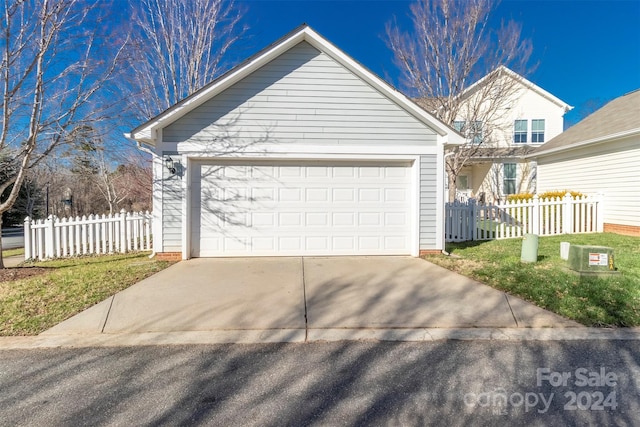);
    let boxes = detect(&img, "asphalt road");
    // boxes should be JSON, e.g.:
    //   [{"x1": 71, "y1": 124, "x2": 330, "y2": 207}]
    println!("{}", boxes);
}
[
  {"x1": 0, "y1": 340, "x2": 638, "y2": 426},
  {"x1": 1, "y1": 228, "x2": 24, "y2": 250}
]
